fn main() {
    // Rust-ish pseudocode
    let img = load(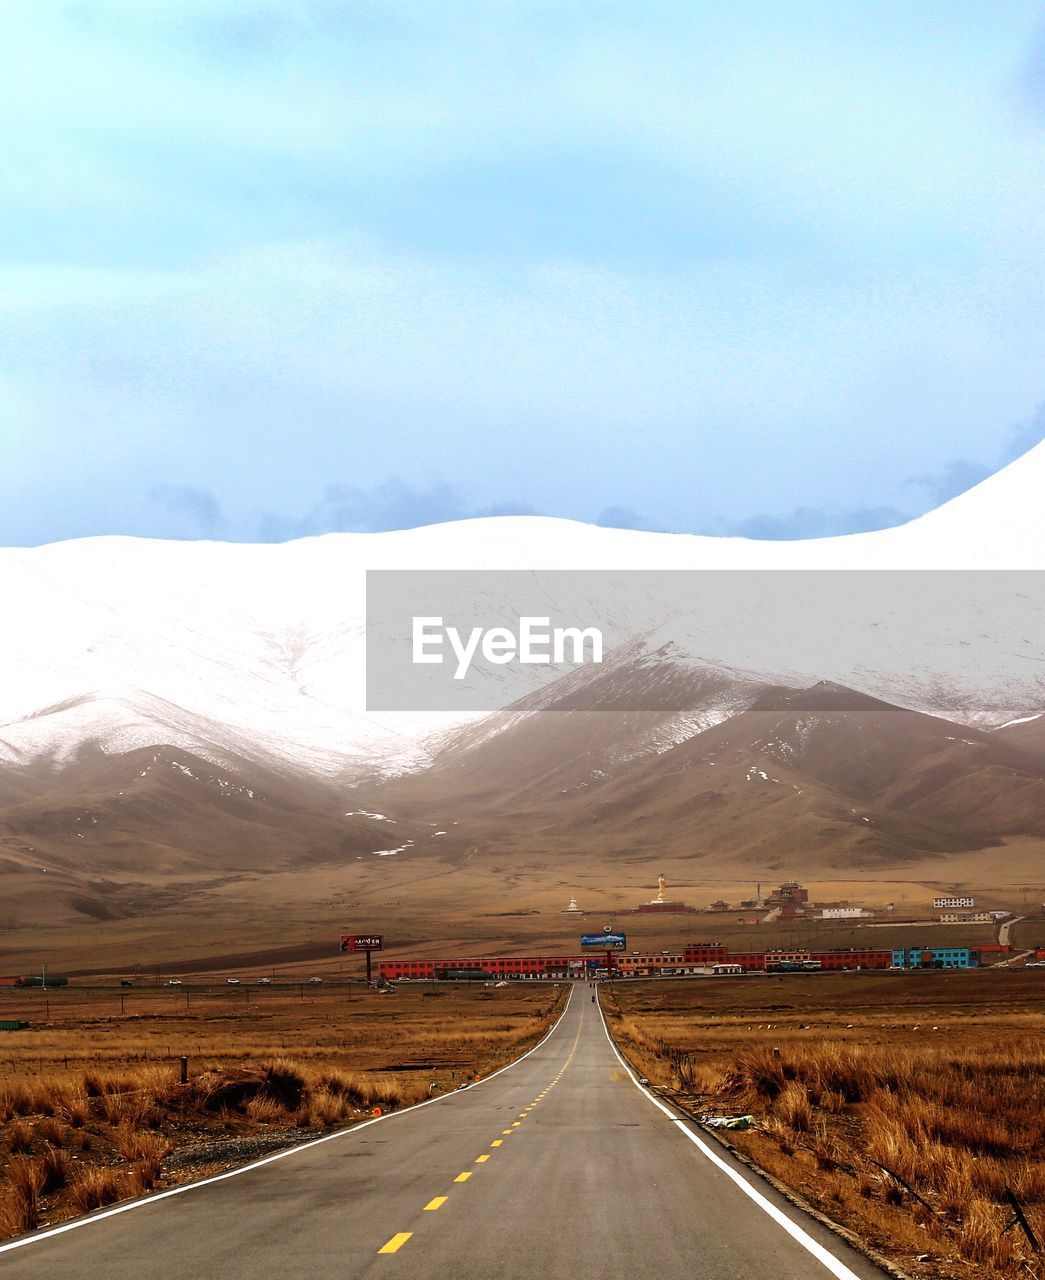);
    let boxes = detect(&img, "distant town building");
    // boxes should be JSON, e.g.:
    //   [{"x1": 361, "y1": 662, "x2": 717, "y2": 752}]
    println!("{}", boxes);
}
[
  {"x1": 933, "y1": 896, "x2": 975, "y2": 909},
  {"x1": 892, "y1": 947, "x2": 979, "y2": 970},
  {"x1": 684, "y1": 943, "x2": 728, "y2": 965},
  {"x1": 939, "y1": 911, "x2": 992, "y2": 924},
  {"x1": 708, "y1": 899, "x2": 732, "y2": 912},
  {"x1": 767, "y1": 881, "x2": 809, "y2": 907},
  {"x1": 820, "y1": 906, "x2": 874, "y2": 919}
]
